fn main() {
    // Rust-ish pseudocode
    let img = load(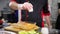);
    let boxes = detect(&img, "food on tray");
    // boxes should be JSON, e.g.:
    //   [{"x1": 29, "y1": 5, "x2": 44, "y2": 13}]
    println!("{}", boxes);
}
[
  {"x1": 4, "y1": 22, "x2": 39, "y2": 32},
  {"x1": 4, "y1": 26, "x2": 21, "y2": 32}
]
